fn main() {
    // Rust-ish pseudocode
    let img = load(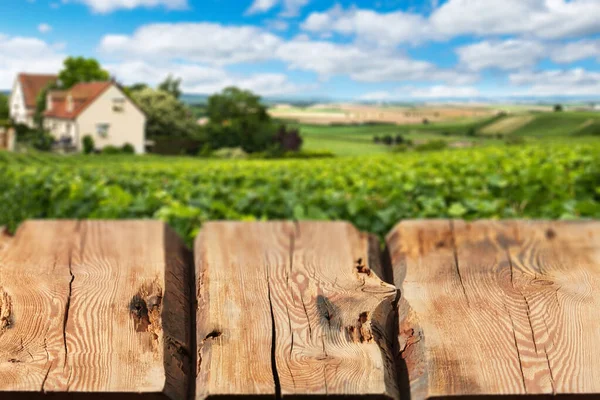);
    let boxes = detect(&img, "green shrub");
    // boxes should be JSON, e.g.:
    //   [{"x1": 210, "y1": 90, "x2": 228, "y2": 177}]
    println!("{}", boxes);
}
[
  {"x1": 414, "y1": 140, "x2": 448, "y2": 152},
  {"x1": 31, "y1": 131, "x2": 54, "y2": 151},
  {"x1": 122, "y1": 143, "x2": 135, "y2": 154},
  {"x1": 82, "y1": 135, "x2": 95, "y2": 154},
  {"x1": 102, "y1": 145, "x2": 122, "y2": 155},
  {"x1": 212, "y1": 147, "x2": 248, "y2": 159}
]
